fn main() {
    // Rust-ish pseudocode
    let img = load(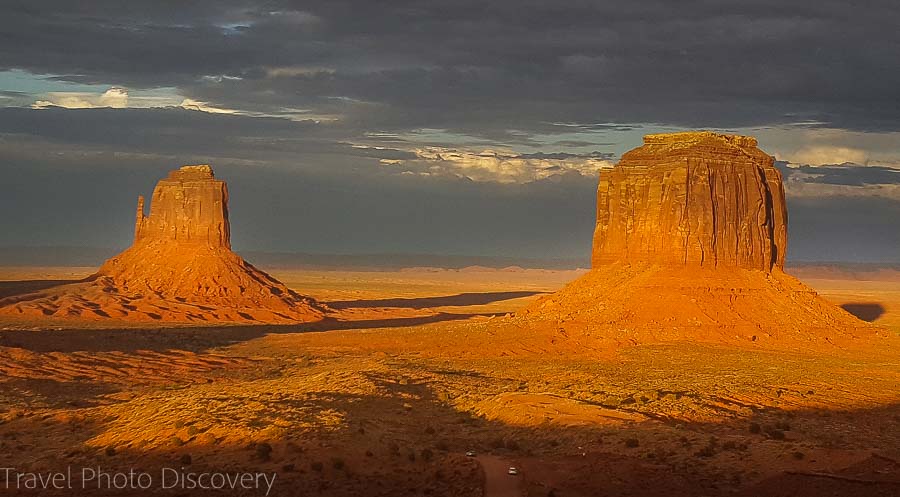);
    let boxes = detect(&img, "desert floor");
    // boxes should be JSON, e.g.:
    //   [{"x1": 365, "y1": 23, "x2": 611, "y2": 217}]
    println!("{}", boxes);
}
[{"x1": 0, "y1": 266, "x2": 899, "y2": 496}]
